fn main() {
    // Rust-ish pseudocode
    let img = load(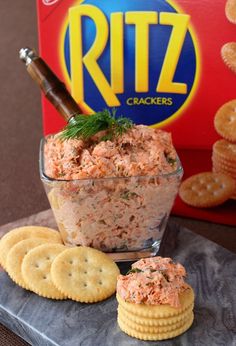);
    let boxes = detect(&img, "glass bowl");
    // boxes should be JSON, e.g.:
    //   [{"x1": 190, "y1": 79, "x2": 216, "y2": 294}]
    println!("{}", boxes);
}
[{"x1": 39, "y1": 137, "x2": 183, "y2": 261}]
